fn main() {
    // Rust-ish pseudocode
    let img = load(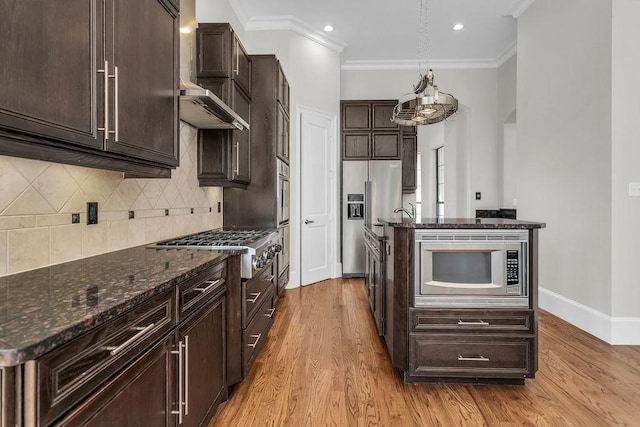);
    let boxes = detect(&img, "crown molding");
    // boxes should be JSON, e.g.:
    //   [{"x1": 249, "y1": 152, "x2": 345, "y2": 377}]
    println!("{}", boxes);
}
[
  {"x1": 504, "y1": 0, "x2": 535, "y2": 18},
  {"x1": 341, "y1": 57, "x2": 509, "y2": 71},
  {"x1": 495, "y1": 40, "x2": 517, "y2": 67},
  {"x1": 227, "y1": 0, "x2": 249, "y2": 27},
  {"x1": 244, "y1": 15, "x2": 346, "y2": 53}
]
